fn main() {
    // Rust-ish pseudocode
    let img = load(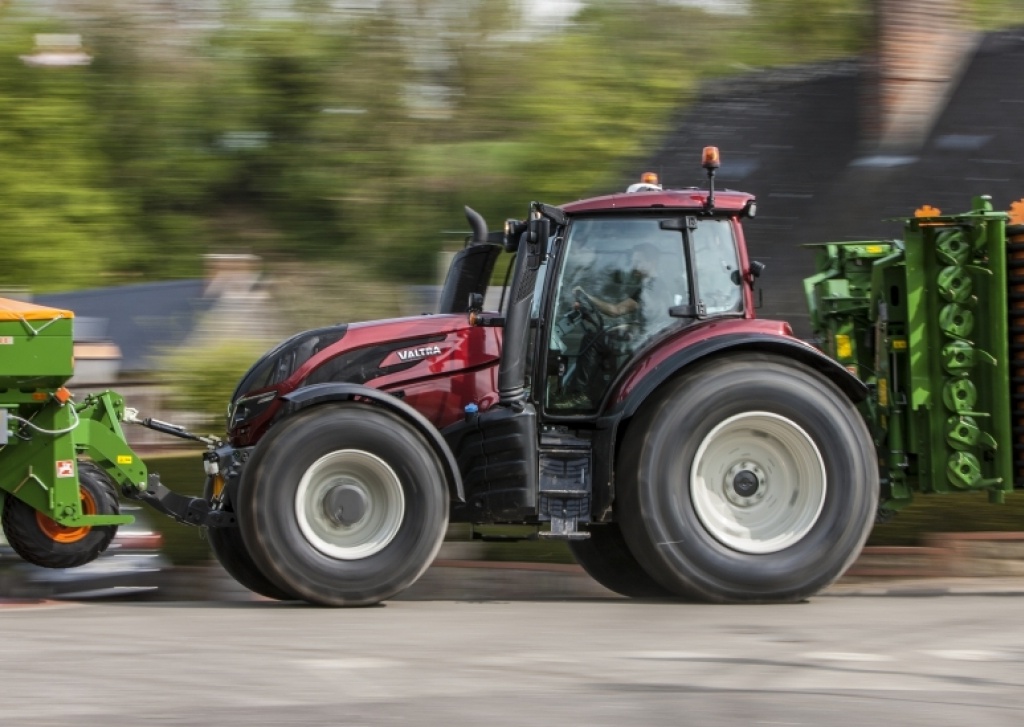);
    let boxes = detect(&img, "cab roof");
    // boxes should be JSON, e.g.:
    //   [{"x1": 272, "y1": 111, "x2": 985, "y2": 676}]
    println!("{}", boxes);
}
[{"x1": 562, "y1": 188, "x2": 755, "y2": 215}]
